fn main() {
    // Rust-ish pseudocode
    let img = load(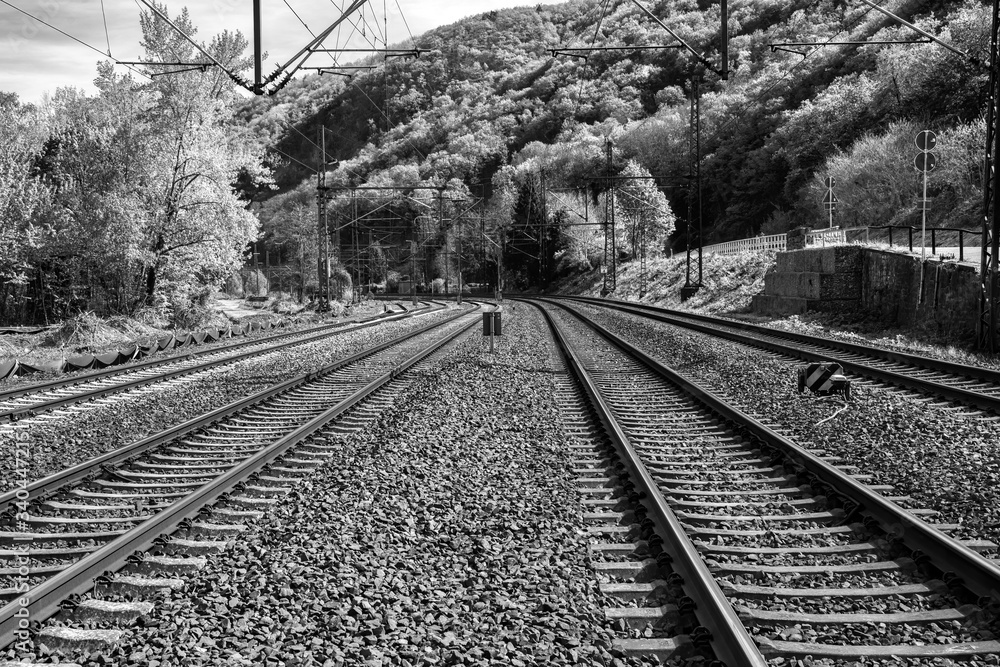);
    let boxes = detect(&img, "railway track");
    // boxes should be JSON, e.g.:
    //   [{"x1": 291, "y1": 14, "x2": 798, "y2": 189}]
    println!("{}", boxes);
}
[
  {"x1": 0, "y1": 305, "x2": 482, "y2": 654},
  {"x1": 532, "y1": 297, "x2": 1000, "y2": 663},
  {"x1": 0, "y1": 302, "x2": 439, "y2": 427},
  {"x1": 553, "y1": 295, "x2": 1000, "y2": 416}
]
